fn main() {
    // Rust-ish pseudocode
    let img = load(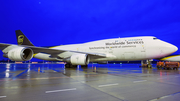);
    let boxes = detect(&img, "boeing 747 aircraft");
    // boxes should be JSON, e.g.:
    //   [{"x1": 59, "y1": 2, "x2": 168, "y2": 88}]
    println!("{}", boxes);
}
[{"x1": 0, "y1": 30, "x2": 178, "y2": 68}]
